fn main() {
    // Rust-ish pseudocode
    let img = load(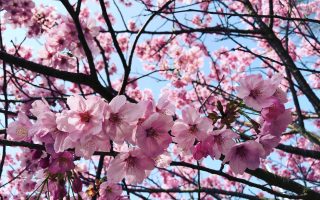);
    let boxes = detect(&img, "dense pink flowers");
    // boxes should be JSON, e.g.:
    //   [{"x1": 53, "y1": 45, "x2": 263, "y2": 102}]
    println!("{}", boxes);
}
[
  {"x1": 4, "y1": 72, "x2": 292, "y2": 196},
  {"x1": 55, "y1": 95, "x2": 109, "y2": 158},
  {"x1": 232, "y1": 74, "x2": 292, "y2": 174},
  {"x1": 207, "y1": 128, "x2": 238, "y2": 159},
  {"x1": 29, "y1": 99, "x2": 67, "y2": 153}
]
